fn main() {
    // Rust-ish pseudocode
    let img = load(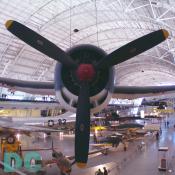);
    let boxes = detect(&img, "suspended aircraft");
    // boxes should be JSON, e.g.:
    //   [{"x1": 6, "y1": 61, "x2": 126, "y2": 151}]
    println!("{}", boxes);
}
[
  {"x1": 3, "y1": 19, "x2": 175, "y2": 168},
  {"x1": 0, "y1": 117, "x2": 60, "y2": 140}
]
